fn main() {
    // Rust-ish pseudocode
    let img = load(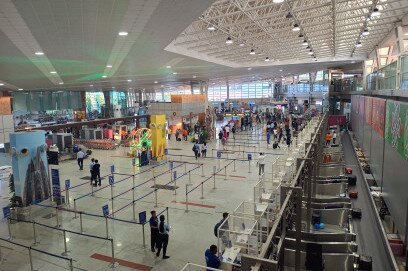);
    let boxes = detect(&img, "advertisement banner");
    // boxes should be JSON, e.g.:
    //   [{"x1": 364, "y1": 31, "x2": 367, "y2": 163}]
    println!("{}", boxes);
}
[
  {"x1": 351, "y1": 95, "x2": 359, "y2": 114},
  {"x1": 372, "y1": 97, "x2": 386, "y2": 138},
  {"x1": 359, "y1": 95, "x2": 366, "y2": 120},
  {"x1": 385, "y1": 100, "x2": 408, "y2": 161},
  {"x1": 51, "y1": 169, "x2": 61, "y2": 205},
  {"x1": 365, "y1": 96, "x2": 373, "y2": 126}
]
